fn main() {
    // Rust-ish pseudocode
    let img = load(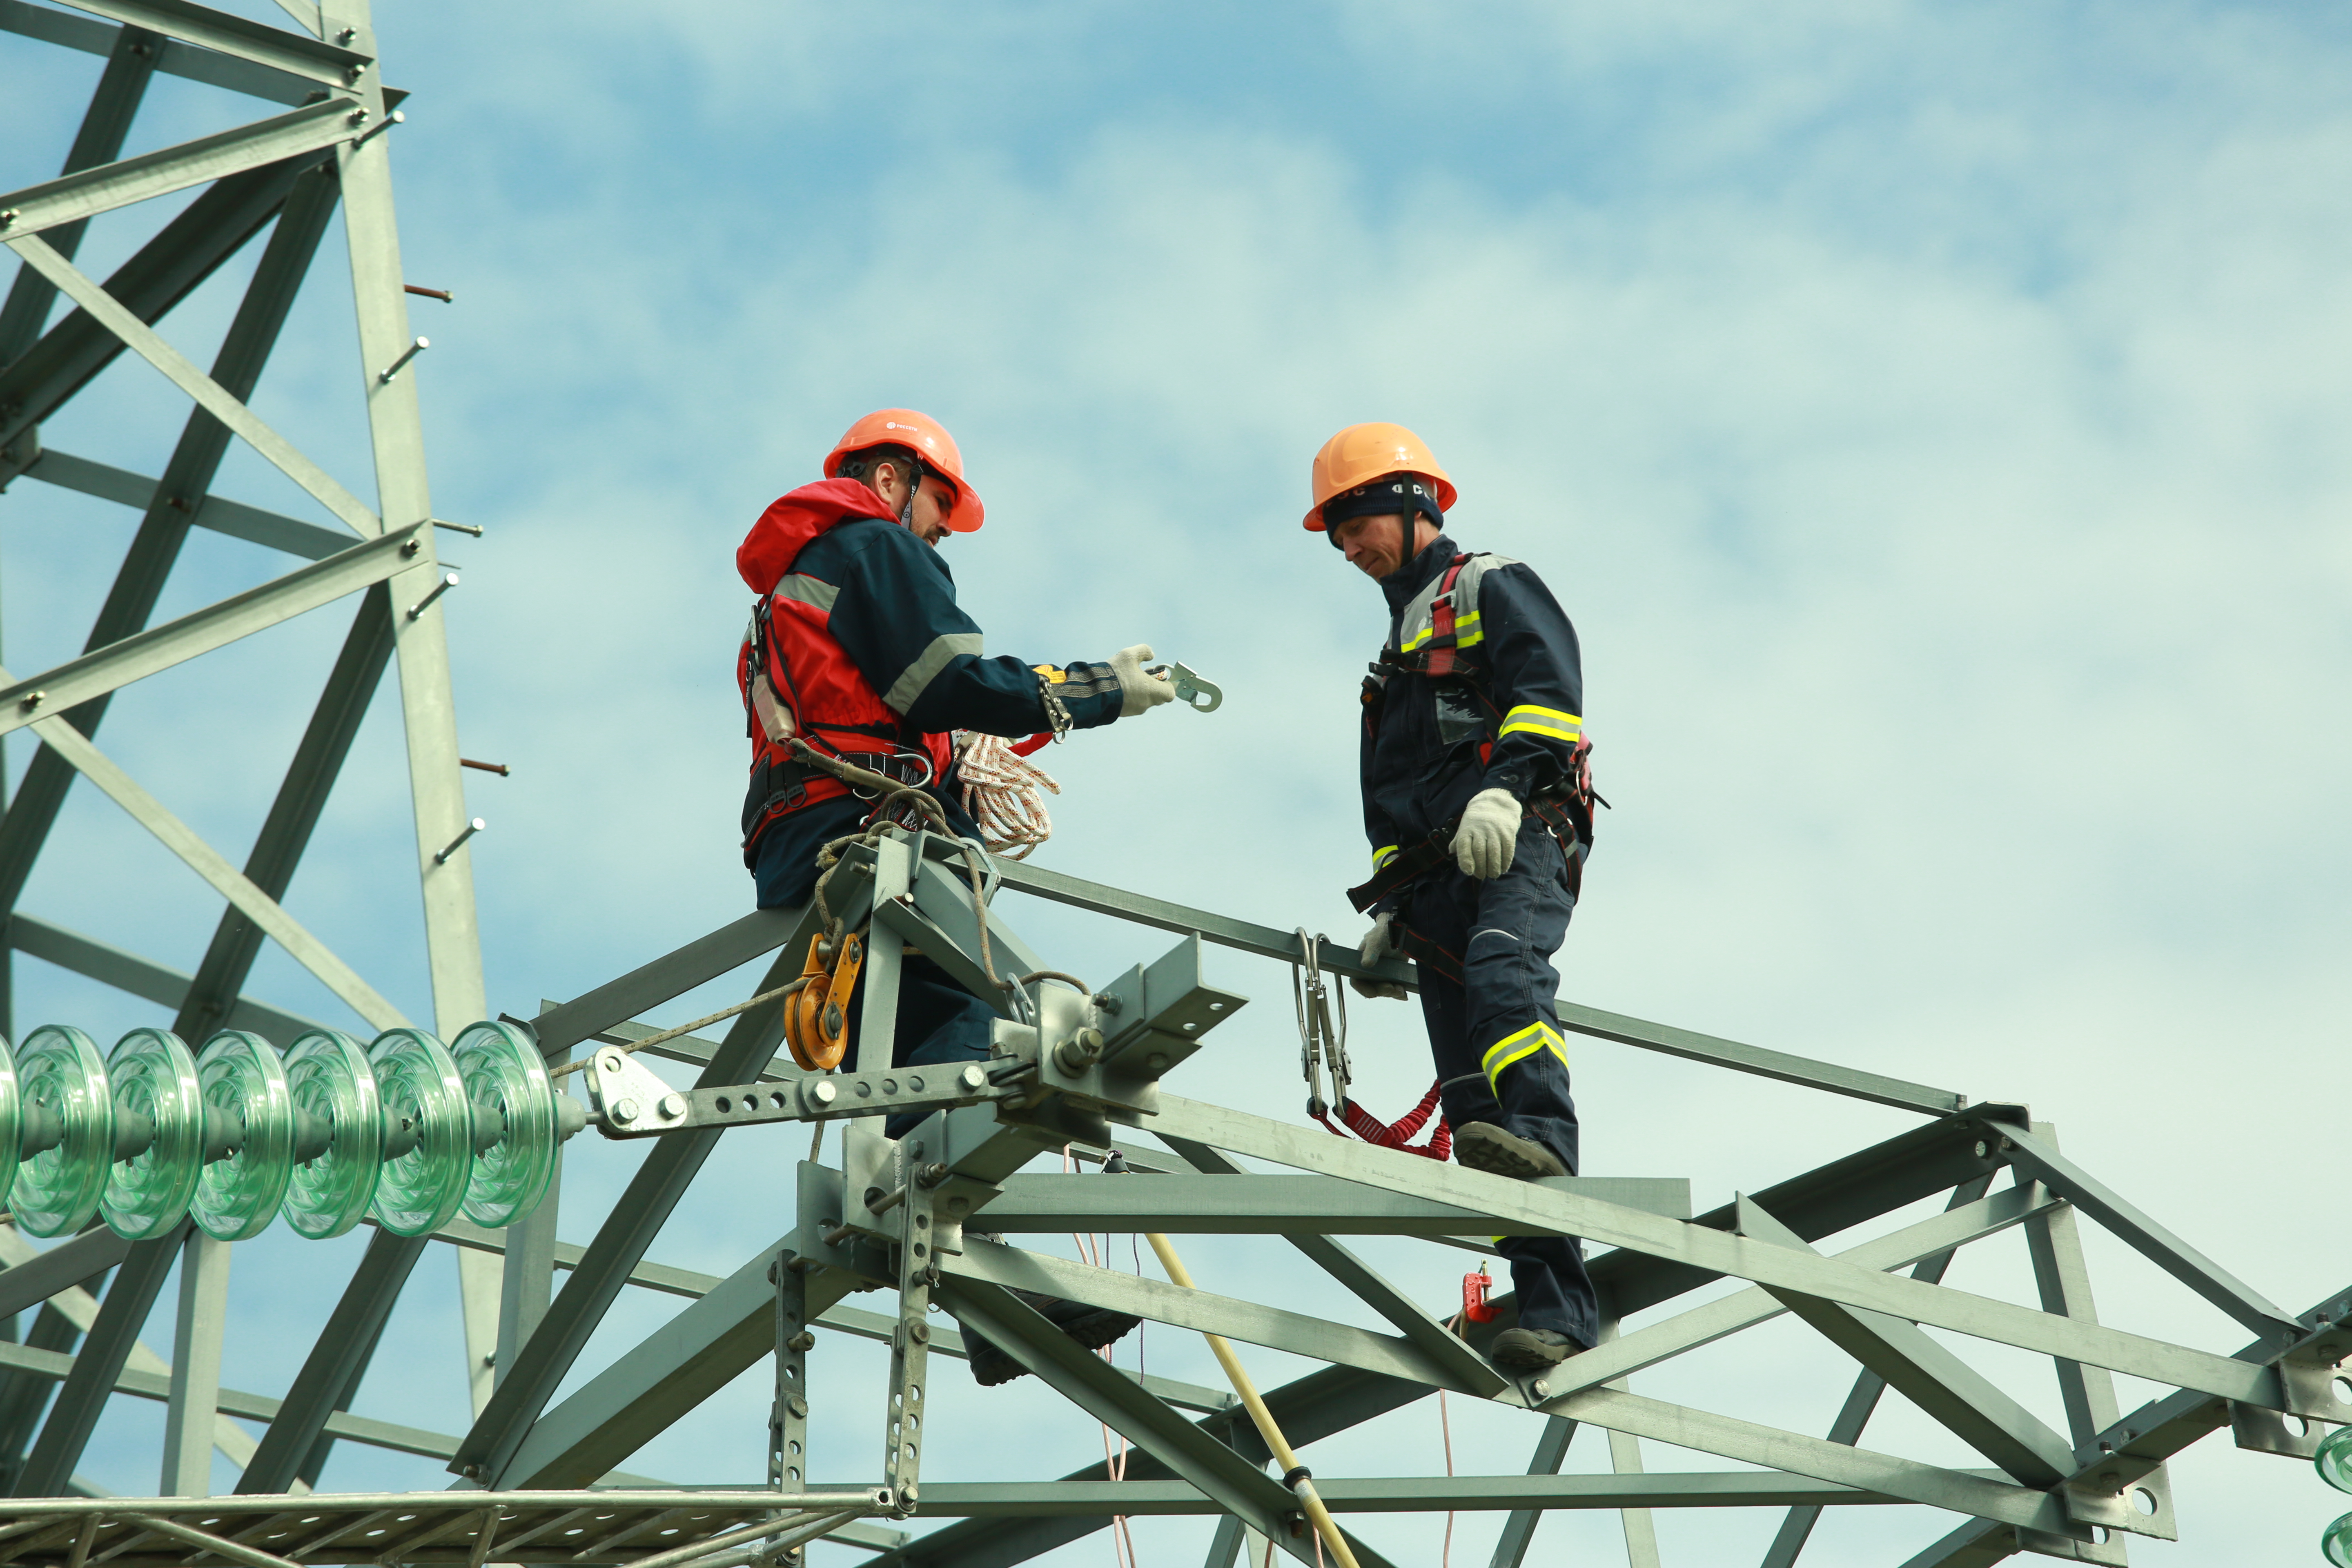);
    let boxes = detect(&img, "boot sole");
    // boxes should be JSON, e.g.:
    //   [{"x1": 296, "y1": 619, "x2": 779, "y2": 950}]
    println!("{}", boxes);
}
[{"x1": 1454, "y1": 1124, "x2": 1567, "y2": 1182}]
